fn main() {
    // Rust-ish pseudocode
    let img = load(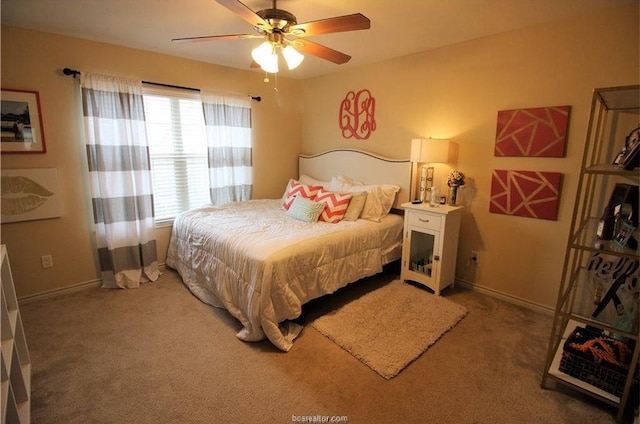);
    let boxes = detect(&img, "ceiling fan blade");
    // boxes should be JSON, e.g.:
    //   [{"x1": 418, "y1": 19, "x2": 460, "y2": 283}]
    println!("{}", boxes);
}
[
  {"x1": 293, "y1": 39, "x2": 351, "y2": 65},
  {"x1": 215, "y1": 0, "x2": 272, "y2": 32},
  {"x1": 172, "y1": 34, "x2": 262, "y2": 43},
  {"x1": 288, "y1": 13, "x2": 370, "y2": 37}
]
